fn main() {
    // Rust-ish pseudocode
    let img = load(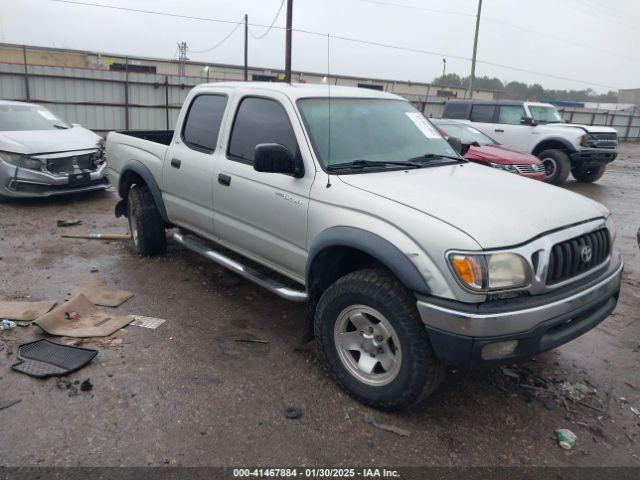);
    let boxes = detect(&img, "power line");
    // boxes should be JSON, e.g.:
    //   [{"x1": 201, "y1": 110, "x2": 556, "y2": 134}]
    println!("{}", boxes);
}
[
  {"x1": 49, "y1": 0, "x2": 621, "y2": 90},
  {"x1": 579, "y1": 0, "x2": 640, "y2": 25},
  {"x1": 250, "y1": 0, "x2": 285, "y2": 39},
  {"x1": 190, "y1": 18, "x2": 244, "y2": 53},
  {"x1": 557, "y1": 0, "x2": 640, "y2": 30},
  {"x1": 360, "y1": 0, "x2": 475, "y2": 18}
]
